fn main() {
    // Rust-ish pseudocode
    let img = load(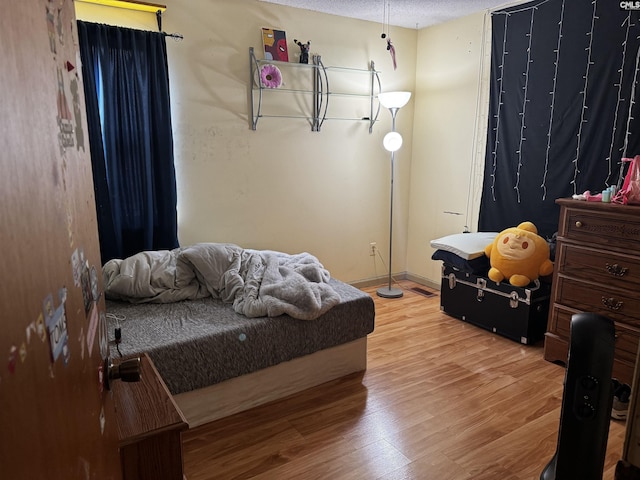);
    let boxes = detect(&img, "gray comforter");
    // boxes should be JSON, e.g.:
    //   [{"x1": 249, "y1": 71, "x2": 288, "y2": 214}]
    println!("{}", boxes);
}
[{"x1": 102, "y1": 243, "x2": 341, "y2": 320}]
